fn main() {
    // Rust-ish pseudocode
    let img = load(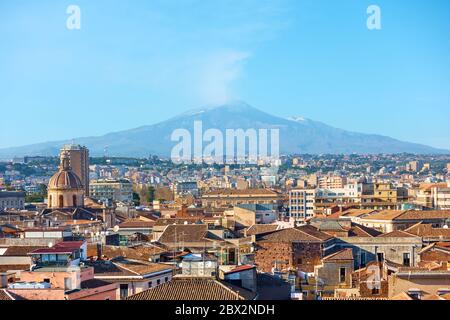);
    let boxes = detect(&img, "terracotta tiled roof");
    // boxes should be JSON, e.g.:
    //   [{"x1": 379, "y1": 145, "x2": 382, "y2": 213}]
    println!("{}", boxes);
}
[
  {"x1": 418, "y1": 183, "x2": 448, "y2": 191},
  {"x1": 90, "y1": 258, "x2": 173, "y2": 278},
  {"x1": 158, "y1": 224, "x2": 209, "y2": 244},
  {"x1": 30, "y1": 241, "x2": 84, "y2": 255},
  {"x1": 224, "y1": 265, "x2": 255, "y2": 275},
  {"x1": 362, "y1": 210, "x2": 407, "y2": 221},
  {"x1": 0, "y1": 289, "x2": 14, "y2": 300},
  {"x1": 390, "y1": 292, "x2": 414, "y2": 300},
  {"x1": 405, "y1": 222, "x2": 450, "y2": 238},
  {"x1": 396, "y1": 210, "x2": 450, "y2": 221},
  {"x1": 256, "y1": 225, "x2": 332, "y2": 243},
  {"x1": 87, "y1": 244, "x2": 167, "y2": 260},
  {"x1": 246, "y1": 224, "x2": 279, "y2": 236},
  {"x1": 118, "y1": 219, "x2": 155, "y2": 229},
  {"x1": 348, "y1": 224, "x2": 382, "y2": 237},
  {"x1": 0, "y1": 246, "x2": 46, "y2": 256},
  {"x1": 322, "y1": 248, "x2": 353, "y2": 262},
  {"x1": 341, "y1": 209, "x2": 376, "y2": 217},
  {"x1": 421, "y1": 294, "x2": 447, "y2": 301},
  {"x1": 203, "y1": 189, "x2": 279, "y2": 197},
  {"x1": 0, "y1": 264, "x2": 29, "y2": 273},
  {"x1": 126, "y1": 277, "x2": 256, "y2": 300},
  {"x1": 377, "y1": 230, "x2": 418, "y2": 238},
  {"x1": 80, "y1": 279, "x2": 115, "y2": 289}
]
